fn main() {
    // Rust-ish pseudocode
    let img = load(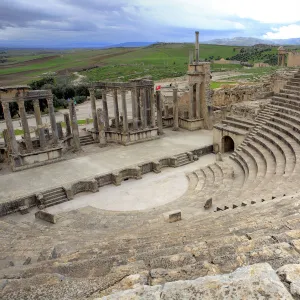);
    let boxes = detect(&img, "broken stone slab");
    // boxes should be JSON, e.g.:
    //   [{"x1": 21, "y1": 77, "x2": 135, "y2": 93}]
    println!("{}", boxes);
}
[
  {"x1": 163, "y1": 210, "x2": 181, "y2": 223},
  {"x1": 204, "y1": 198, "x2": 212, "y2": 209},
  {"x1": 100, "y1": 263, "x2": 293, "y2": 299},
  {"x1": 35, "y1": 210, "x2": 57, "y2": 224},
  {"x1": 277, "y1": 264, "x2": 300, "y2": 298},
  {"x1": 19, "y1": 205, "x2": 29, "y2": 215}
]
